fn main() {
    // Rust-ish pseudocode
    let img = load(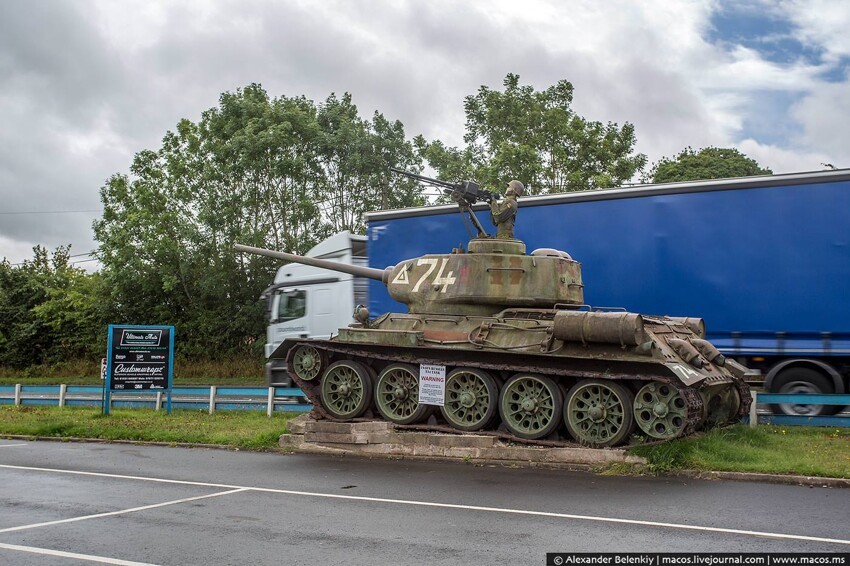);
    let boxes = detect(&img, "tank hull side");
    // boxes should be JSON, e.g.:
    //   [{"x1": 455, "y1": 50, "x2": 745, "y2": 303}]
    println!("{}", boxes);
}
[{"x1": 273, "y1": 310, "x2": 752, "y2": 447}]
